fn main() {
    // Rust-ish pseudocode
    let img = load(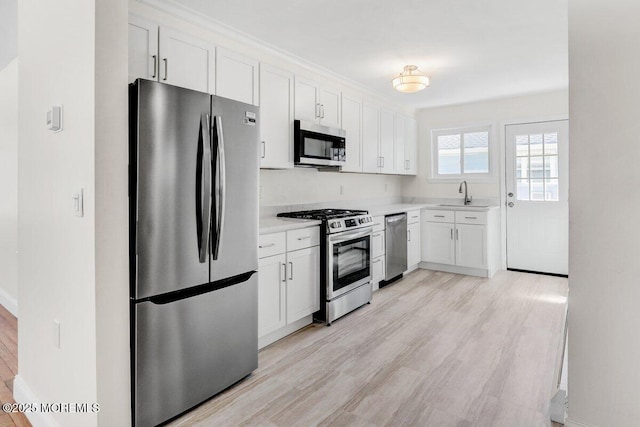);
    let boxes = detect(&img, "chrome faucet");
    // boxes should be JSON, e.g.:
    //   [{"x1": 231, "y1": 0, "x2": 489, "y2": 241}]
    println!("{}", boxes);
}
[{"x1": 459, "y1": 180, "x2": 472, "y2": 205}]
